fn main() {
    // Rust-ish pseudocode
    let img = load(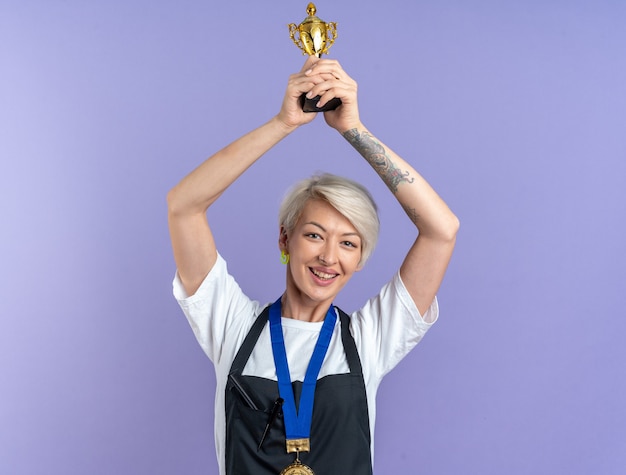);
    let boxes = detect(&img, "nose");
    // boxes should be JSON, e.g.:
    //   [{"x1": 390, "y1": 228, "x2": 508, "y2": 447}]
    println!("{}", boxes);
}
[{"x1": 319, "y1": 243, "x2": 337, "y2": 265}]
